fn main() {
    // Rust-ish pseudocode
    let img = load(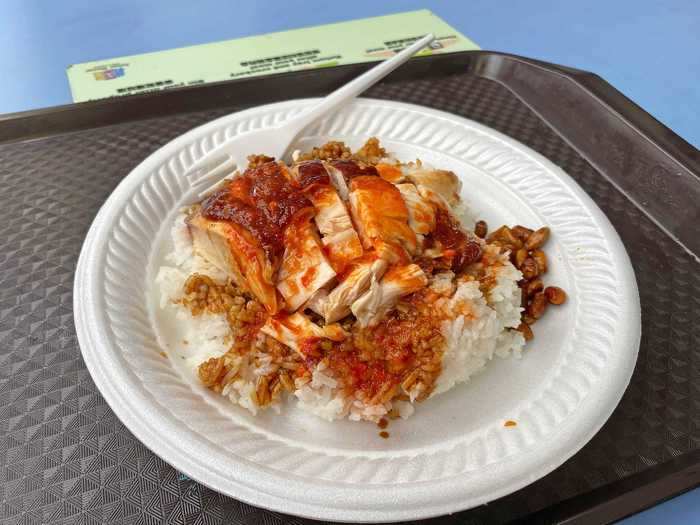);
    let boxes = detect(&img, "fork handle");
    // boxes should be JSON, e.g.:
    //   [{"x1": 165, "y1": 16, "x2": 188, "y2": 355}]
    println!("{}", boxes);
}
[{"x1": 282, "y1": 33, "x2": 435, "y2": 138}]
